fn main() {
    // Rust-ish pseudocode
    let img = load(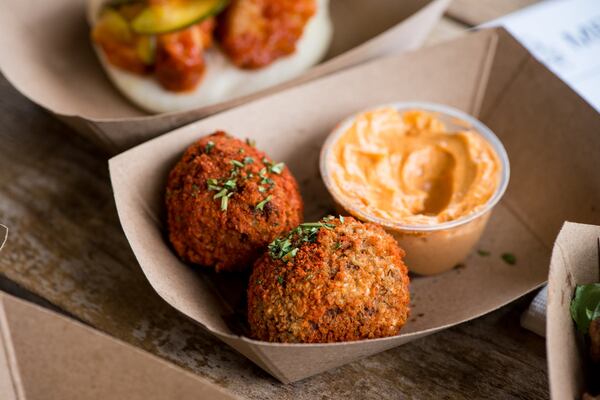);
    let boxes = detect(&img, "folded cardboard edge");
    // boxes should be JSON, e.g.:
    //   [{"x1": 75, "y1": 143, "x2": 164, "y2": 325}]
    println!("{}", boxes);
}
[
  {"x1": 0, "y1": 228, "x2": 12, "y2": 398},
  {"x1": 0, "y1": 225, "x2": 6, "y2": 252},
  {"x1": 0, "y1": 291, "x2": 238, "y2": 400},
  {"x1": 0, "y1": 298, "x2": 21, "y2": 400}
]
